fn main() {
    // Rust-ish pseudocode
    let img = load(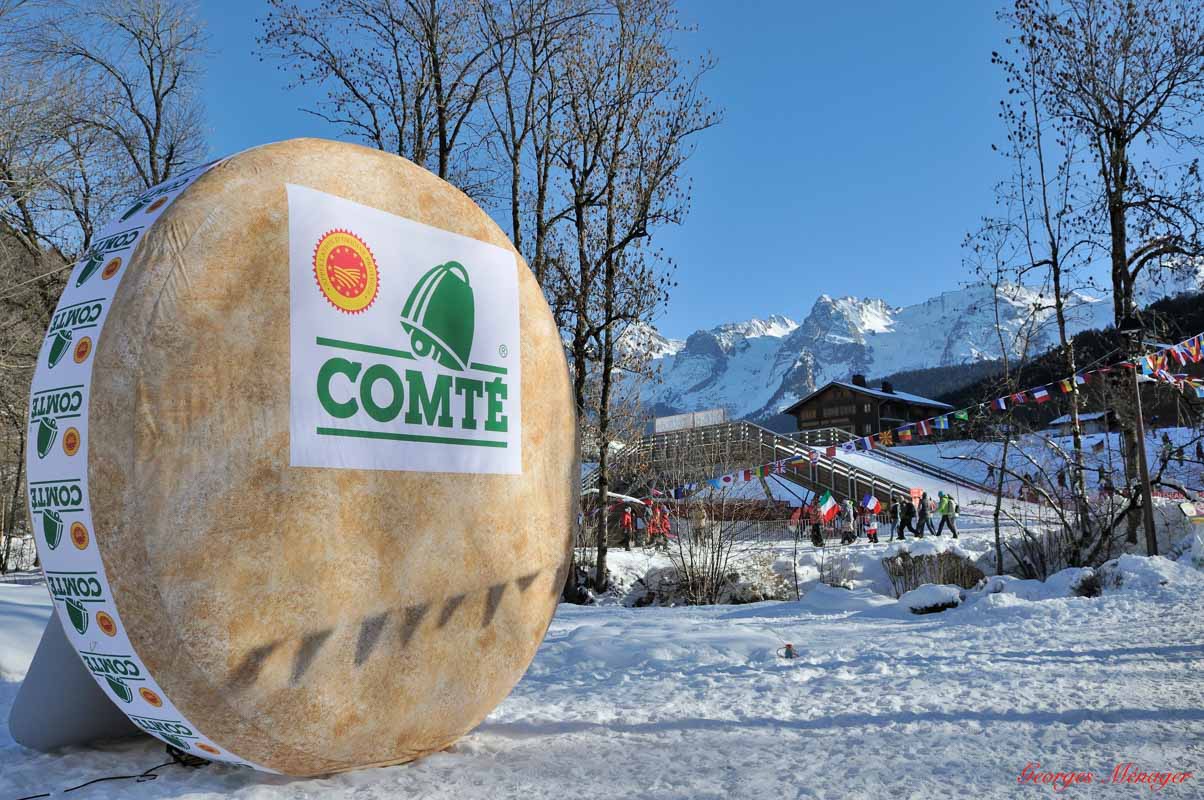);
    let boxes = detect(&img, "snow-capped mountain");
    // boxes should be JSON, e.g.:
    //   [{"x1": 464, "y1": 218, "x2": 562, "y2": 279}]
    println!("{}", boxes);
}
[{"x1": 640, "y1": 271, "x2": 1203, "y2": 422}]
